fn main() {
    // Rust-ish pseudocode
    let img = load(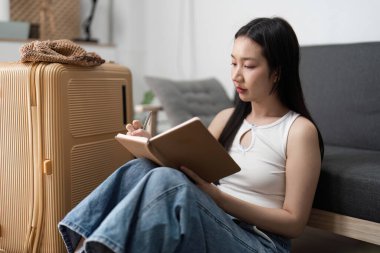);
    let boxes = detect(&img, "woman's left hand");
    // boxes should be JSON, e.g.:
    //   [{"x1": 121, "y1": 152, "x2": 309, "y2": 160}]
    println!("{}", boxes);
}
[{"x1": 179, "y1": 166, "x2": 223, "y2": 206}]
